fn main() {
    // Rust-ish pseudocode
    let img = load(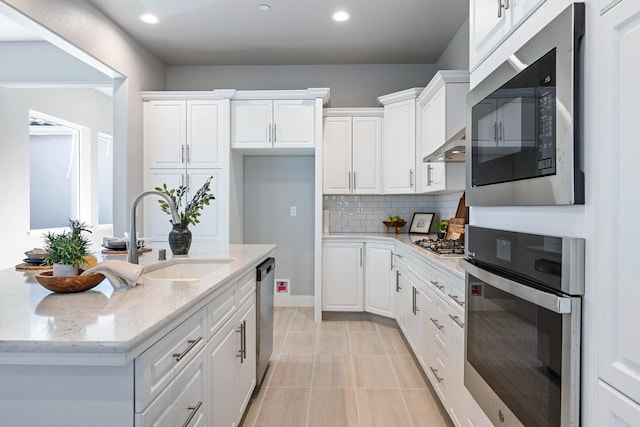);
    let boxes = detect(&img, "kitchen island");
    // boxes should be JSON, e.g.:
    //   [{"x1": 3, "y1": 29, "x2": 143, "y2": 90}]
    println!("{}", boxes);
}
[{"x1": 0, "y1": 242, "x2": 275, "y2": 426}]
